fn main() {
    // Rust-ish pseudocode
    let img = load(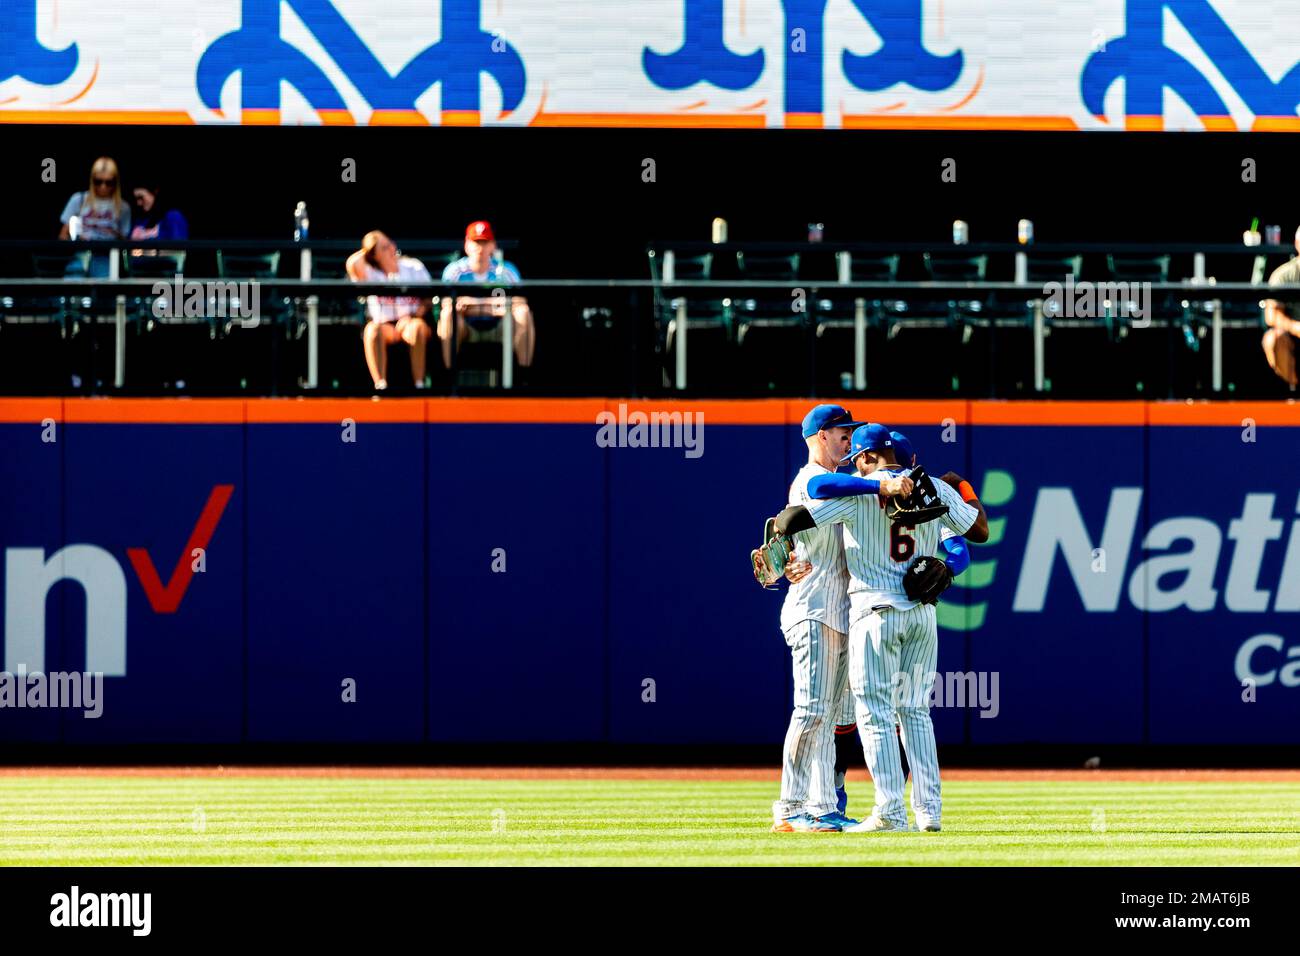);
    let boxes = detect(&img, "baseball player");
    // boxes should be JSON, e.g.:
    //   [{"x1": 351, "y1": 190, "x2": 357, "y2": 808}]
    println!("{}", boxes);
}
[
  {"x1": 807, "y1": 428, "x2": 972, "y2": 808},
  {"x1": 771, "y1": 423, "x2": 989, "y2": 832},
  {"x1": 769, "y1": 405, "x2": 914, "y2": 832}
]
